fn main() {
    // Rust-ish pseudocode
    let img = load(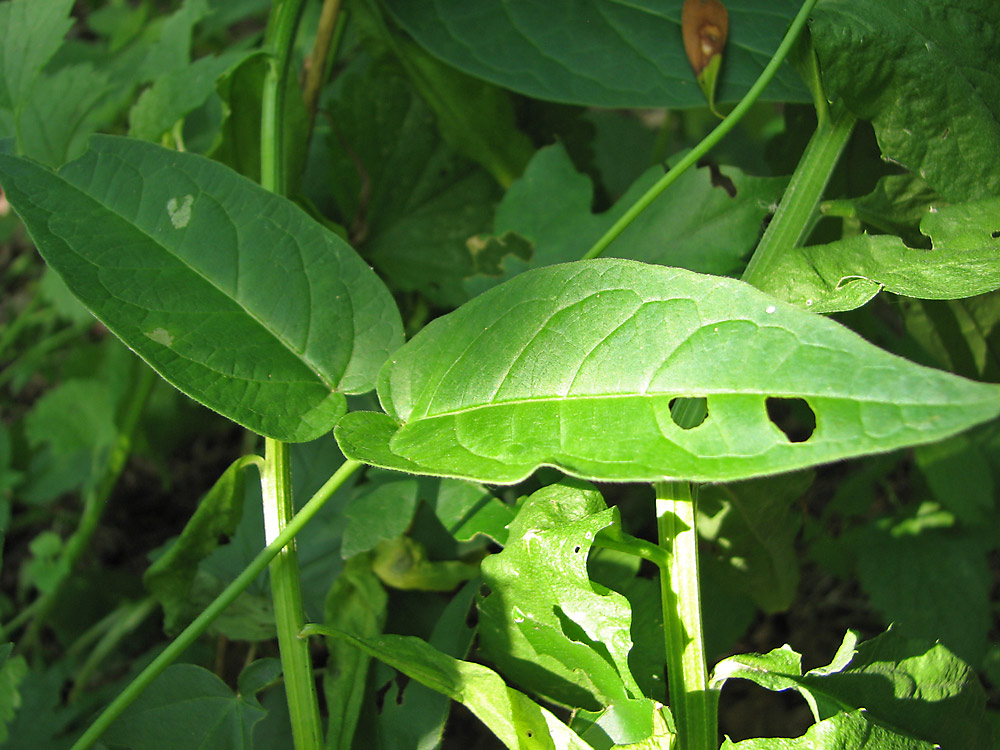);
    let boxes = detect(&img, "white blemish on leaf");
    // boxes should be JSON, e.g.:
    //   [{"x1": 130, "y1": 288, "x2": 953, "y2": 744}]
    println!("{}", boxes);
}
[
  {"x1": 167, "y1": 195, "x2": 194, "y2": 228},
  {"x1": 765, "y1": 305, "x2": 776, "y2": 314},
  {"x1": 146, "y1": 327, "x2": 174, "y2": 346}
]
